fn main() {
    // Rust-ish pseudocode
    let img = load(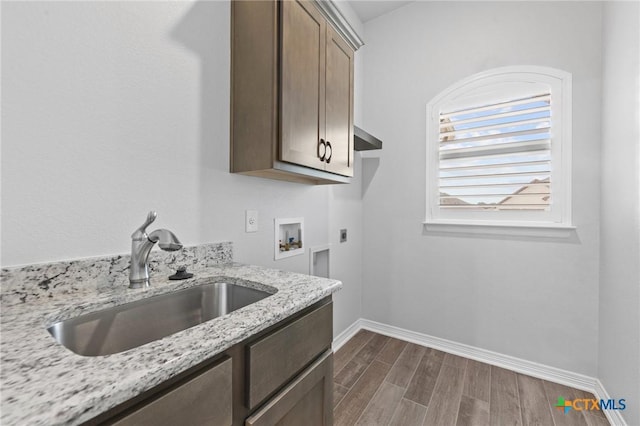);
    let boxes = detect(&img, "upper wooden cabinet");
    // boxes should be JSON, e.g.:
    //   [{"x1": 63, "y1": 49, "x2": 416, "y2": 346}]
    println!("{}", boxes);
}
[
  {"x1": 231, "y1": 0, "x2": 355, "y2": 185},
  {"x1": 324, "y1": 24, "x2": 354, "y2": 176}
]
